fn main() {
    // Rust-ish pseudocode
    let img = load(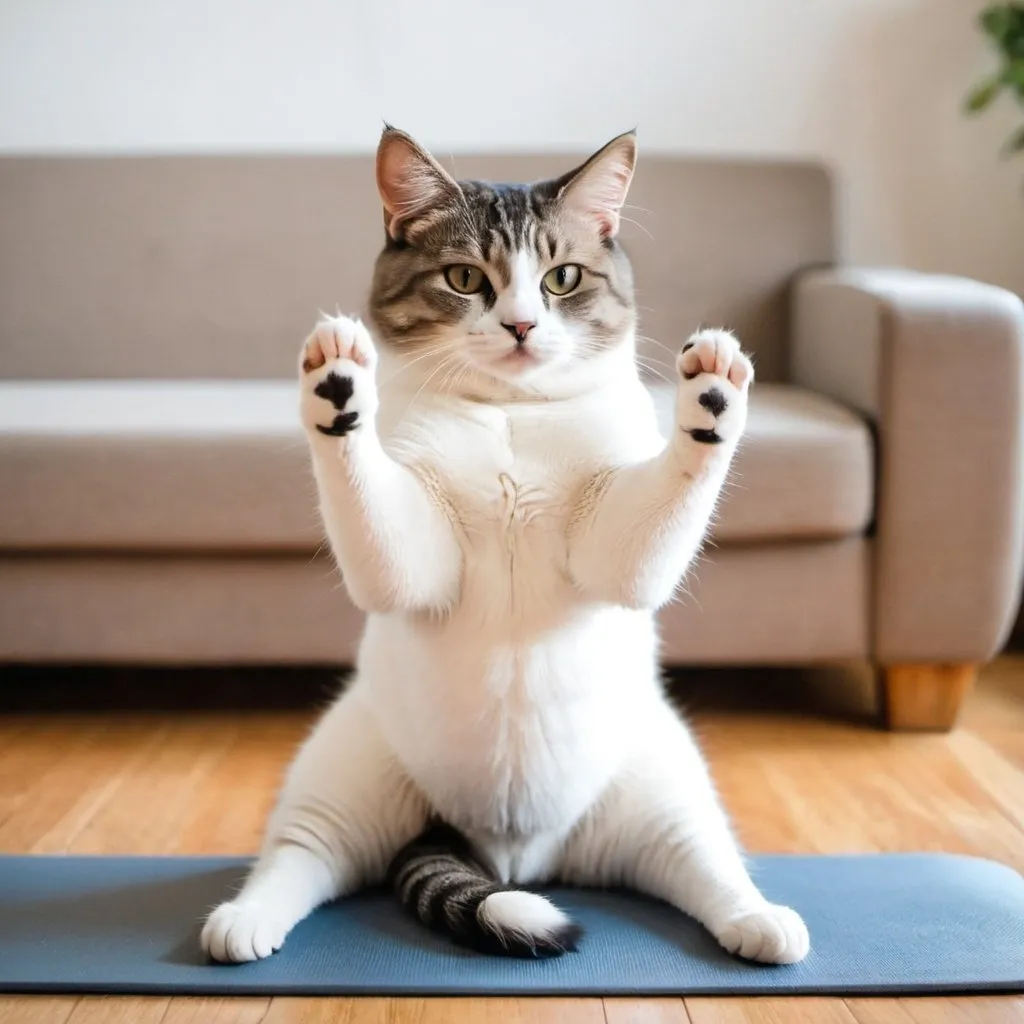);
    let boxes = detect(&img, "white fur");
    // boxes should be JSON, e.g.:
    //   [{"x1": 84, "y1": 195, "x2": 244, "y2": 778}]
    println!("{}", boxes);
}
[
  {"x1": 478, "y1": 891, "x2": 573, "y2": 947},
  {"x1": 201, "y1": 287, "x2": 809, "y2": 966}
]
